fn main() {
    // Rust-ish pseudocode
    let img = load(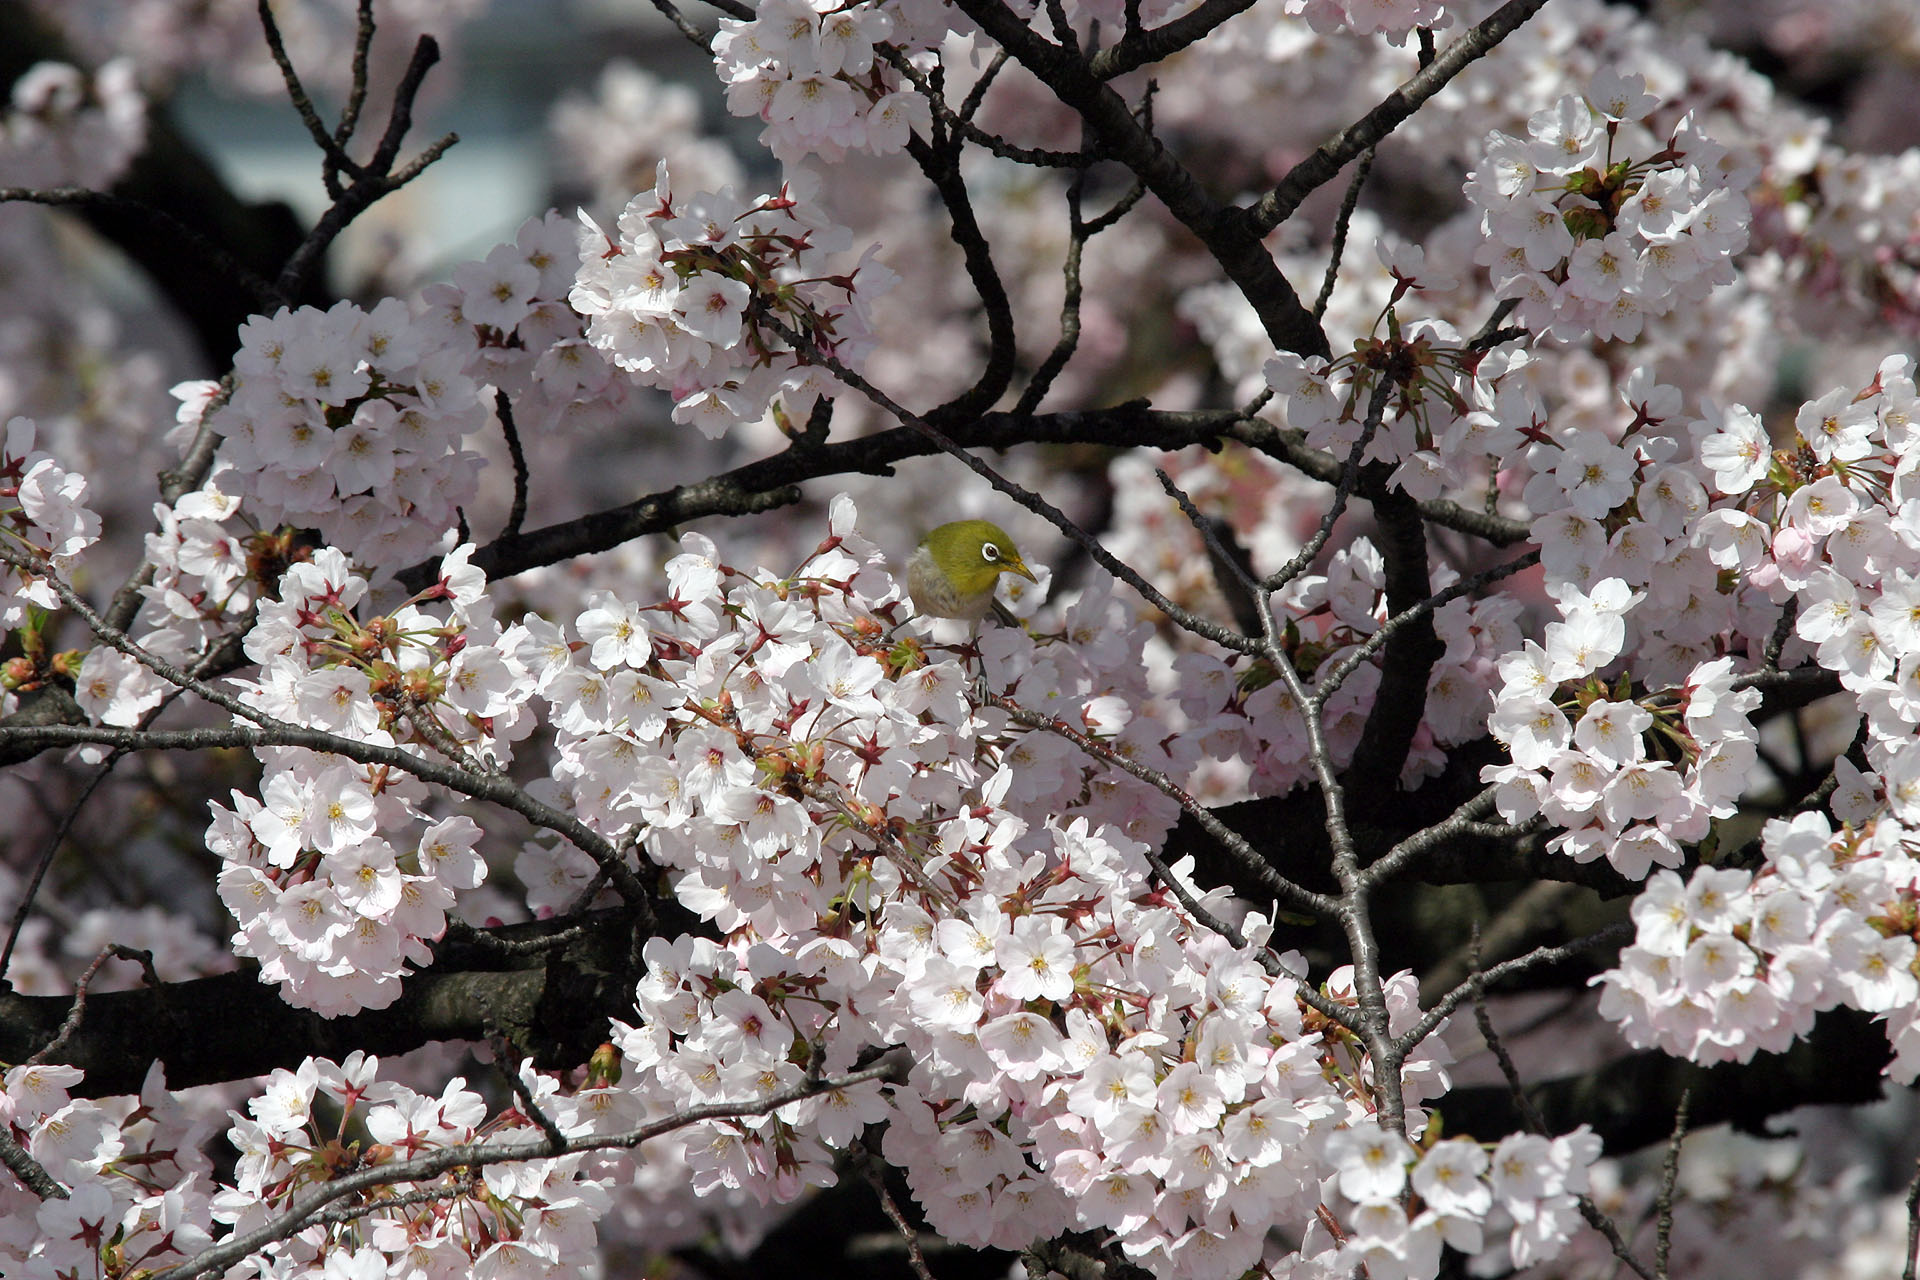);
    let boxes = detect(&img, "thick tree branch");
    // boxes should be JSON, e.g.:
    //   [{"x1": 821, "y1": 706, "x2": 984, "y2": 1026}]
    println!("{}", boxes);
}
[
  {"x1": 398, "y1": 407, "x2": 1530, "y2": 595},
  {"x1": 1340, "y1": 483, "x2": 1444, "y2": 795},
  {"x1": 421, "y1": 406, "x2": 1265, "y2": 594},
  {"x1": 1088, "y1": 0, "x2": 1260, "y2": 80},
  {"x1": 0, "y1": 912, "x2": 646, "y2": 1097}
]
